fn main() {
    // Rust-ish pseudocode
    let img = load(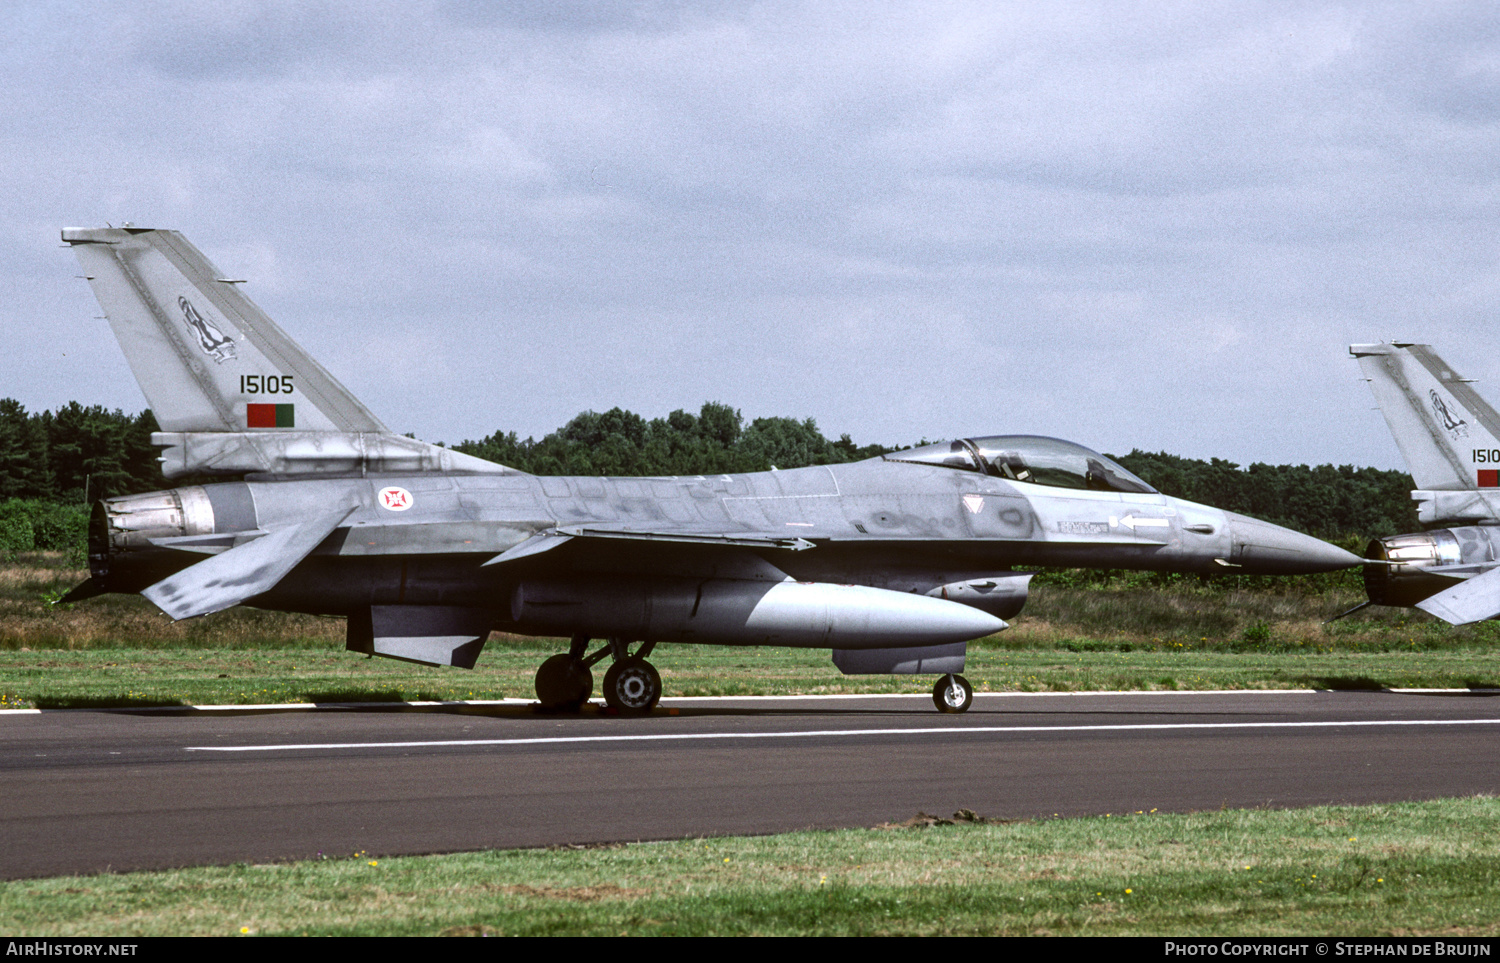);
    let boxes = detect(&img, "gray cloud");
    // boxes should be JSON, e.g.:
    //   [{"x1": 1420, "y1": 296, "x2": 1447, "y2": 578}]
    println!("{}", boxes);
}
[{"x1": 5, "y1": 1, "x2": 1500, "y2": 471}]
